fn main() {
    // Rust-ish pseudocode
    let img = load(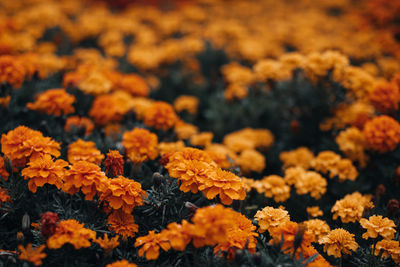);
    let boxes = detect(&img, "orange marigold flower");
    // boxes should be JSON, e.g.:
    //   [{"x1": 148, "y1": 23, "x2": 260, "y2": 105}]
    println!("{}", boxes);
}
[
  {"x1": 173, "y1": 95, "x2": 199, "y2": 115},
  {"x1": 1, "y1": 126, "x2": 61, "y2": 167},
  {"x1": 319, "y1": 228, "x2": 358, "y2": 258},
  {"x1": 100, "y1": 175, "x2": 146, "y2": 213},
  {"x1": 237, "y1": 149, "x2": 266, "y2": 174},
  {"x1": 0, "y1": 156, "x2": 9, "y2": 180},
  {"x1": 359, "y1": 215, "x2": 396, "y2": 240},
  {"x1": 190, "y1": 132, "x2": 213, "y2": 147},
  {"x1": 89, "y1": 94, "x2": 125, "y2": 125},
  {"x1": 335, "y1": 127, "x2": 368, "y2": 167},
  {"x1": 280, "y1": 147, "x2": 314, "y2": 169},
  {"x1": 62, "y1": 161, "x2": 108, "y2": 200},
  {"x1": 373, "y1": 240, "x2": 400, "y2": 263},
  {"x1": 256, "y1": 175, "x2": 290, "y2": 202},
  {"x1": 143, "y1": 101, "x2": 178, "y2": 131},
  {"x1": 106, "y1": 260, "x2": 138, "y2": 267},
  {"x1": 21, "y1": 154, "x2": 68, "y2": 193},
  {"x1": 0, "y1": 186, "x2": 11, "y2": 207},
  {"x1": 174, "y1": 120, "x2": 199, "y2": 140},
  {"x1": 205, "y1": 143, "x2": 237, "y2": 169},
  {"x1": 363, "y1": 115, "x2": 400, "y2": 153},
  {"x1": 18, "y1": 244, "x2": 46, "y2": 266},
  {"x1": 307, "y1": 206, "x2": 323, "y2": 218},
  {"x1": 368, "y1": 82, "x2": 400, "y2": 113},
  {"x1": 304, "y1": 219, "x2": 330, "y2": 243},
  {"x1": 284, "y1": 167, "x2": 327, "y2": 200},
  {"x1": 224, "y1": 83, "x2": 248, "y2": 101},
  {"x1": 64, "y1": 116, "x2": 94, "y2": 136},
  {"x1": 254, "y1": 206, "x2": 290, "y2": 233},
  {"x1": 113, "y1": 73, "x2": 150, "y2": 97},
  {"x1": 311, "y1": 151, "x2": 358, "y2": 182},
  {"x1": 158, "y1": 141, "x2": 185, "y2": 155},
  {"x1": 67, "y1": 139, "x2": 104, "y2": 165},
  {"x1": 331, "y1": 192, "x2": 374, "y2": 223},
  {"x1": 0, "y1": 55, "x2": 26, "y2": 89},
  {"x1": 104, "y1": 150, "x2": 124, "y2": 177},
  {"x1": 107, "y1": 210, "x2": 138, "y2": 240},
  {"x1": 94, "y1": 234, "x2": 119, "y2": 253},
  {"x1": 0, "y1": 95, "x2": 11, "y2": 108},
  {"x1": 78, "y1": 70, "x2": 112, "y2": 95},
  {"x1": 223, "y1": 128, "x2": 274, "y2": 153},
  {"x1": 27, "y1": 89, "x2": 75, "y2": 116},
  {"x1": 198, "y1": 168, "x2": 246, "y2": 205},
  {"x1": 47, "y1": 219, "x2": 96, "y2": 250},
  {"x1": 134, "y1": 230, "x2": 171, "y2": 260},
  {"x1": 122, "y1": 128, "x2": 158, "y2": 164},
  {"x1": 161, "y1": 220, "x2": 194, "y2": 251}
]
